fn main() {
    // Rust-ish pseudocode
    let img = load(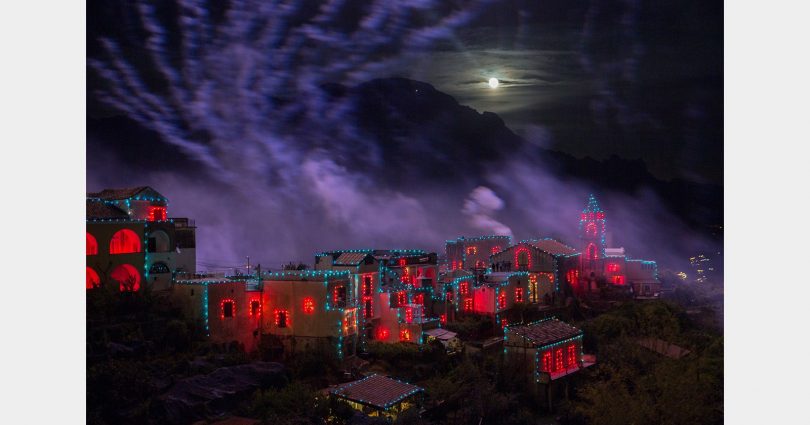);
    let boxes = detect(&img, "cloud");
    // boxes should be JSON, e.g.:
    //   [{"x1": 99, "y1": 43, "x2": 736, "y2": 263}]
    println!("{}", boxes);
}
[{"x1": 462, "y1": 186, "x2": 514, "y2": 240}]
